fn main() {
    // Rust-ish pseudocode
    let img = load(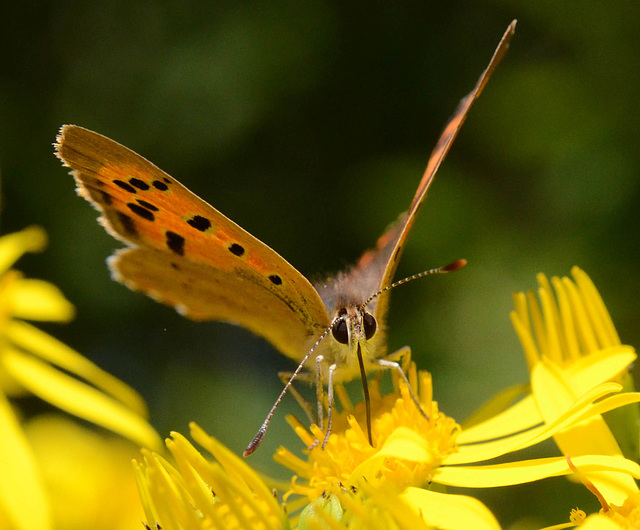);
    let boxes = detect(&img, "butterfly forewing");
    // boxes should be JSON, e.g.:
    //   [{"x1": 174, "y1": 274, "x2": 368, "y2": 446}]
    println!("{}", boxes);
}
[
  {"x1": 56, "y1": 125, "x2": 331, "y2": 360},
  {"x1": 353, "y1": 21, "x2": 517, "y2": 323}
]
